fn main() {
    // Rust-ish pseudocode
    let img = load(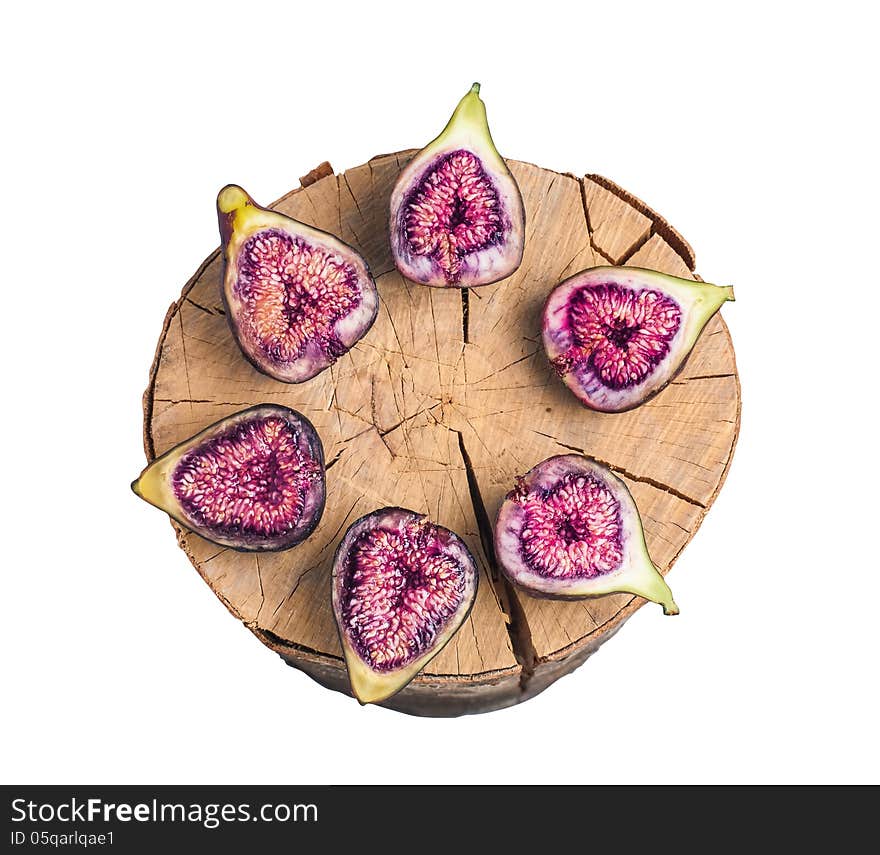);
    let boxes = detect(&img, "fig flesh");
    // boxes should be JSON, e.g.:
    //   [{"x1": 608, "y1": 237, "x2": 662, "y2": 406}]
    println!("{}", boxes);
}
[
  {"x1": 218, "y1": 185, "x2": 378, "y2": 383},
  {"x1": 389, "y1": 83, "x2": 525, "y2": 288},
  {"x1": 132, "y1": 405, "x2": 325, "y2": 551},
  {"x1": 494, "y1": 454, "x2": 678, "y2": 614},
  {"x1": 542, "y1": 266, "x2": 734, "y2": 412},
  {"x1": 332, "y1": 508, "x2": 478, "y2": 704}
]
